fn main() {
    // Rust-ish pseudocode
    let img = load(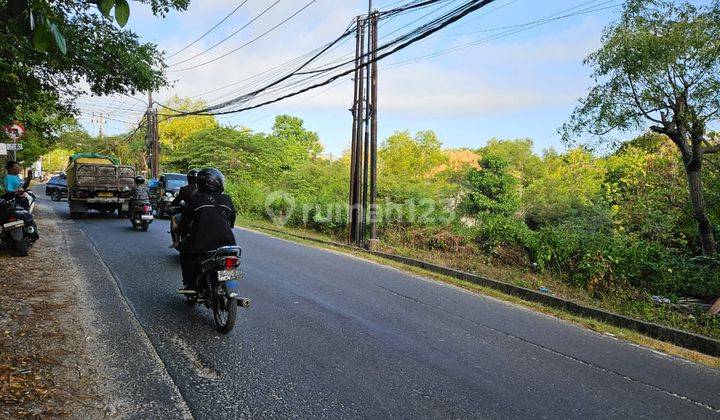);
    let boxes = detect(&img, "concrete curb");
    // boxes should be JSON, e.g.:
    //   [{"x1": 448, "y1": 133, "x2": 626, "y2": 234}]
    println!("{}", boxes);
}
[{"x1": 248, "y1": 225, "x2": 720, "y2": 358}]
